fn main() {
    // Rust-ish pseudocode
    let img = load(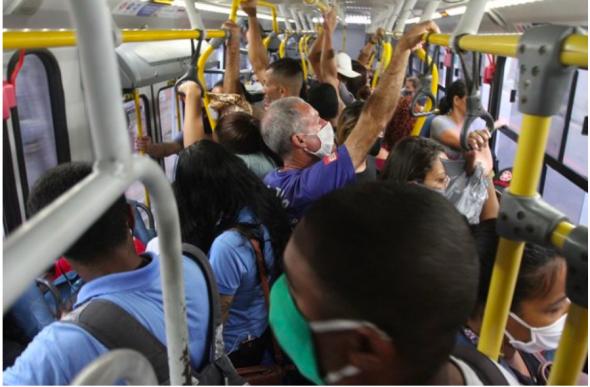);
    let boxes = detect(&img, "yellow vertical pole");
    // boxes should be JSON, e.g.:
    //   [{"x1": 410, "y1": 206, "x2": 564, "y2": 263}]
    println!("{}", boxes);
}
[
  {"x1": 229, "y1": 0, "x2": 239, "y2": 22},
  {"x1": 478, "y1": 114, "x2": 552, "y2": 360},
  {"x1": 411, "y1": 48, "x2": 440, "y2": 136},
  {"x1": 372, "y1": 41, "x2": 391, "y2": 88},
  {"x1": 279, "y1": 33, "x2": 288, "y2": 58},
  {"x1": 198, "y1": 44, "x2": 217, "y2": 131},
  {"x1": 299, "y1": 34, "x2": 309, "y2": 79},
  {"x1": 547, "y1": 305, "x2": 588, "y2": 385},
  {"x1": 132, "y1": 89, "x2": 151, "y2": 208},
  {"x1": 175, "y1": 91, "x2": 183, "y2": 140}
]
